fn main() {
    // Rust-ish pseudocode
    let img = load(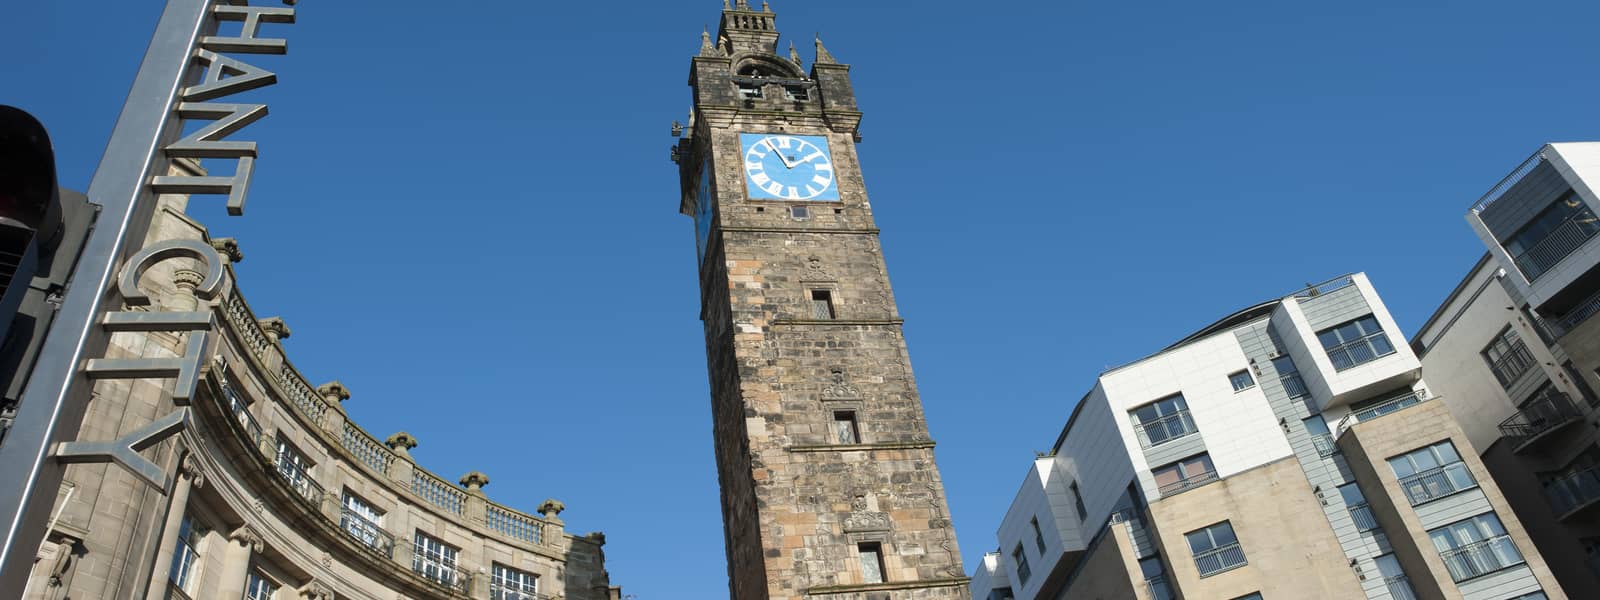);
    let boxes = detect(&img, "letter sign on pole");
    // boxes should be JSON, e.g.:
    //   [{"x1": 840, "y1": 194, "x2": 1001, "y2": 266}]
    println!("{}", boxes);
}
[{"x1": 0, "y1": 1, "x2": 297, "y2": 591}]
